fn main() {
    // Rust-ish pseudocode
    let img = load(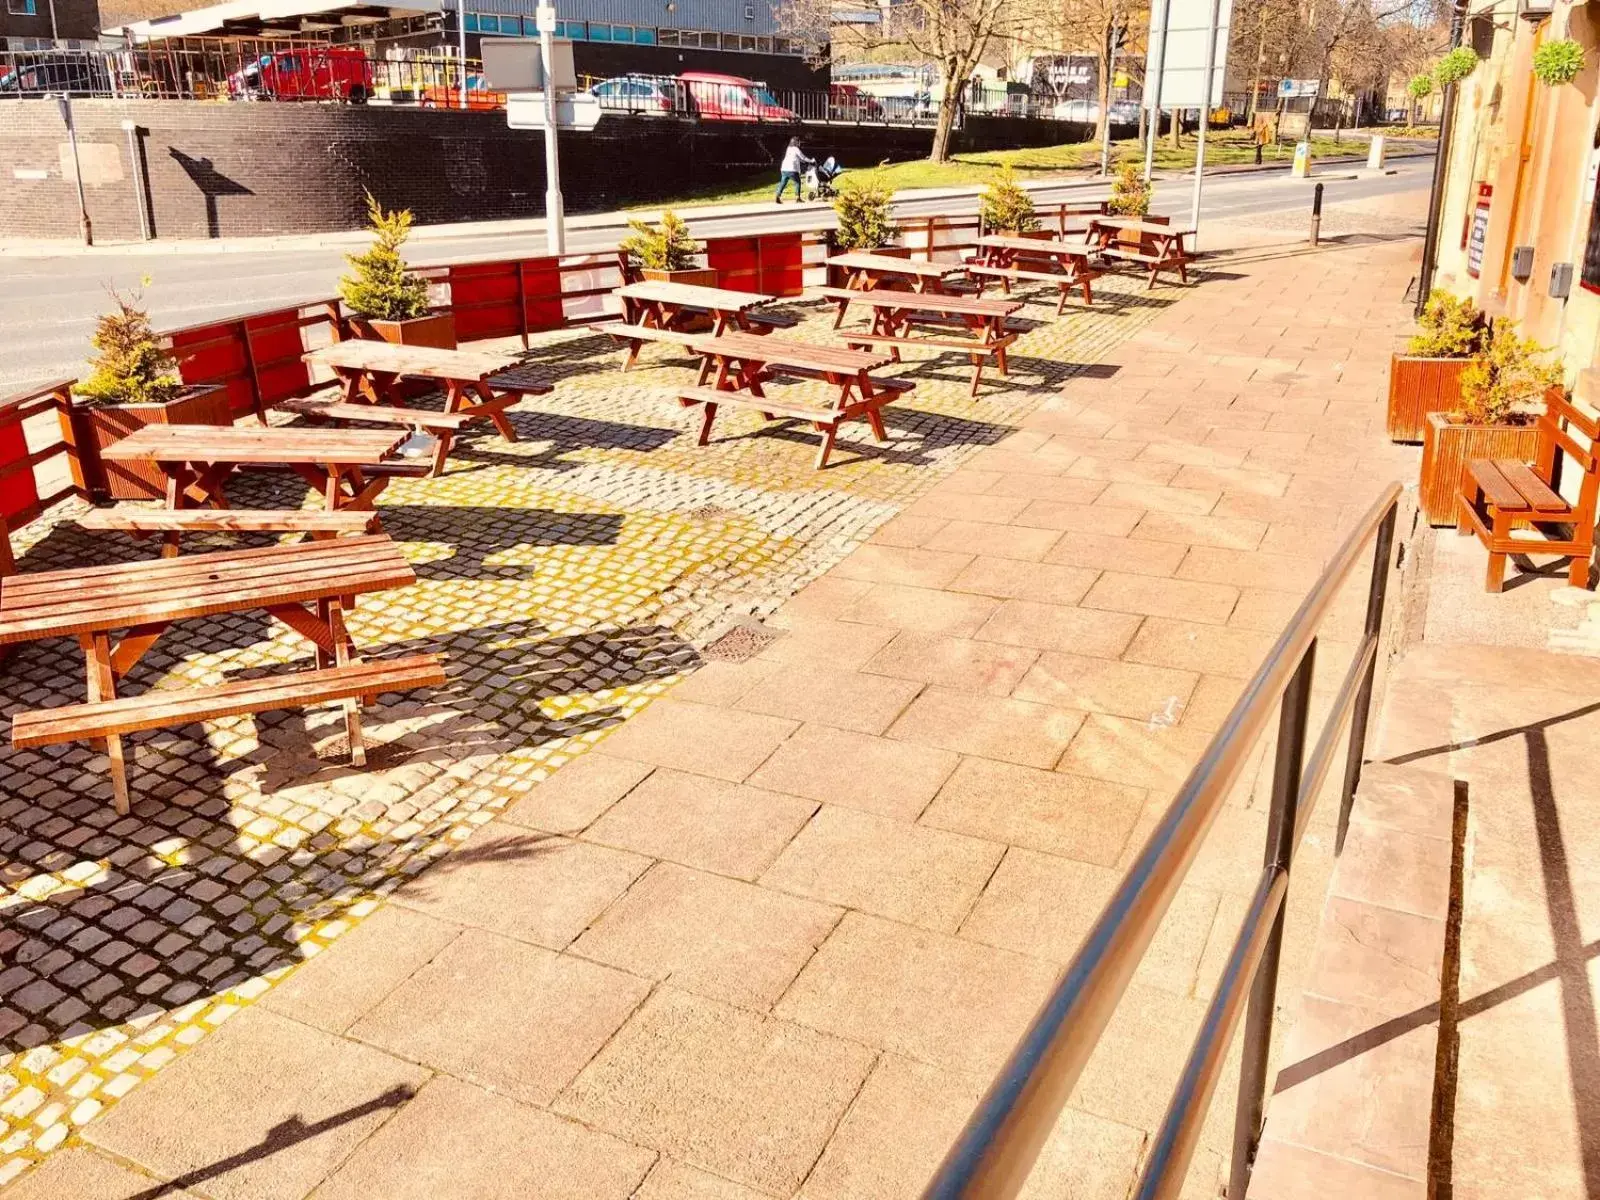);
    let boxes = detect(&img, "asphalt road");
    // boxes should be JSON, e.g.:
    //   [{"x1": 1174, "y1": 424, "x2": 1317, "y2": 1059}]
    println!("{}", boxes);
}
[{"x1": 0, "y1": 155, "x2": 1434, "y2": 390}]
